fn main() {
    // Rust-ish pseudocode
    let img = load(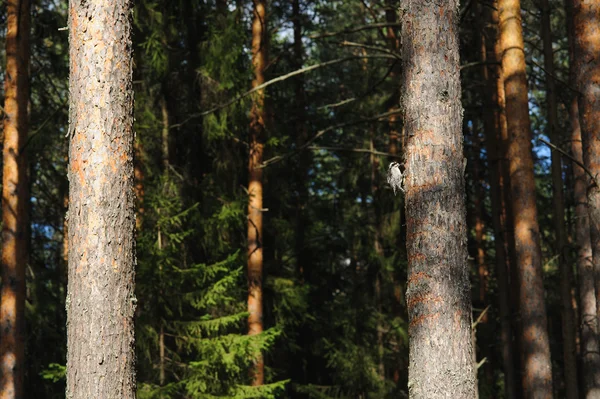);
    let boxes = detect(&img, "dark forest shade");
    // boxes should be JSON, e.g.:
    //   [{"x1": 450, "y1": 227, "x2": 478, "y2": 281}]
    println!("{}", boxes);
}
[
  {"x1": 401, "y1": 0, "x2": 476, "y2": 397},
  {"x1": 1, "y1": 0, "x2": 30, "y2": 398},
  {"x1": 65, "y1": 0, "x2": 136, "y2": 397}
]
